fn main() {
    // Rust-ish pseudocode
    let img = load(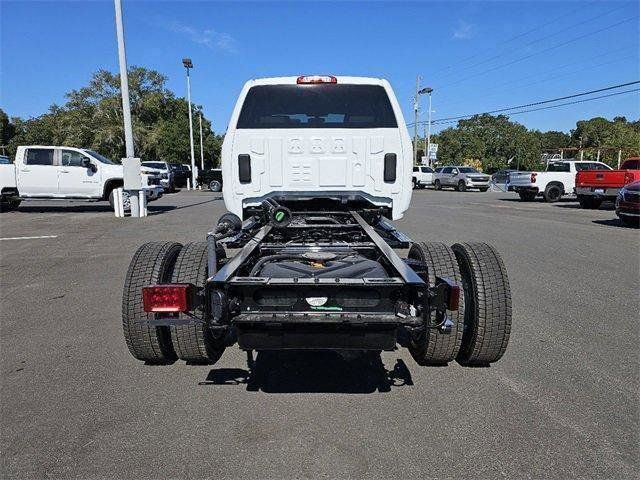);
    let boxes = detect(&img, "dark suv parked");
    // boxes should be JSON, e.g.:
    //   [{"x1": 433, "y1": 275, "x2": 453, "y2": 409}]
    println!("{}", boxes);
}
[
  {"x1": 198, "y1": 168, "x2": 223, "y2": 192},
  {"x1": 169, "y1": 164, "x2": 189, "y2": 188}
]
